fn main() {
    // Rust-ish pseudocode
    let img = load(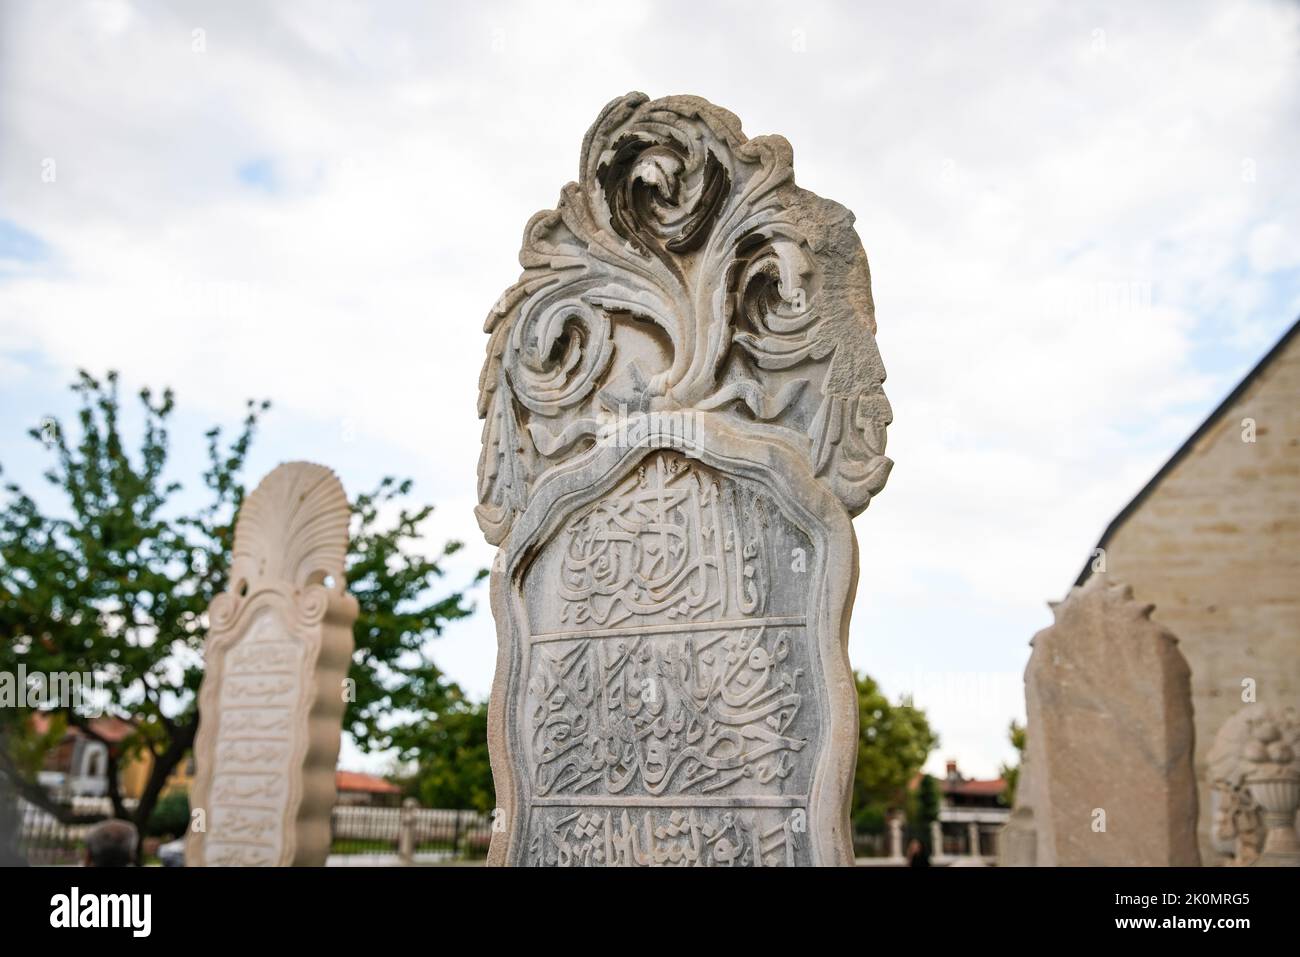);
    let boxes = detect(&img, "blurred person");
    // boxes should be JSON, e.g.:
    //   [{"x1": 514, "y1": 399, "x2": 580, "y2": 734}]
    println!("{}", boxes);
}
[
  {"x1": 907, "y1": 837, "x2": 930, "y2": 868},
  {"x1": 84, "y1": 819, "x2": 138, "y2": 867}
]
